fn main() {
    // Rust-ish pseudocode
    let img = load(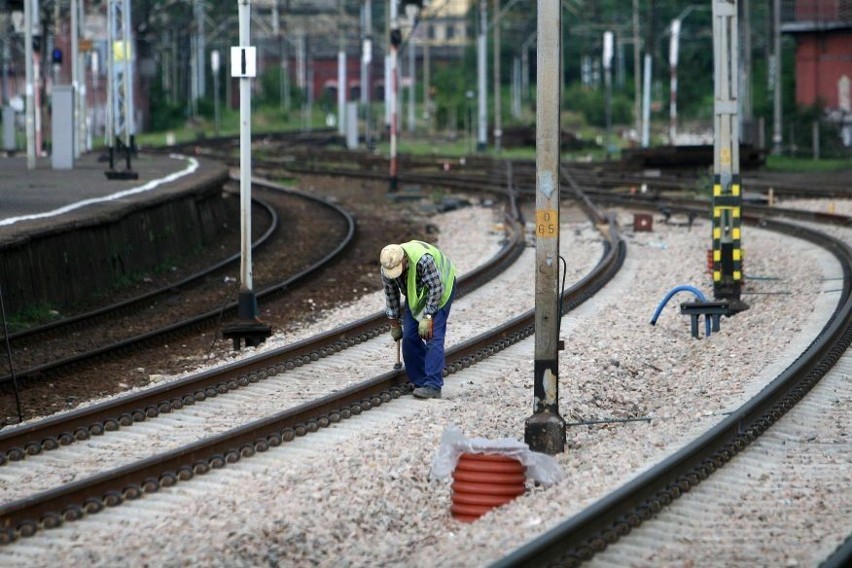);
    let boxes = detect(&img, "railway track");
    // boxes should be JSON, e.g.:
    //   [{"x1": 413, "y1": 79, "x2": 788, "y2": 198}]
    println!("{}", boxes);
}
[
  {"x1": 2, "y1": 190, "x2": 846, "y2": 564},
  {"x1": 241, "y1": 145, "x2": 851, "y2": 200},
  {"x1": 491, "y1": 214, "x2": 851, "y2": 566},
  {"x1": 0, "y1": 180, "x2": 355, "y2": 424},
  {"x1": 175, "y1": 145, "x2": 850, "y2": 565},
  {"x1": 3, "y1": 141, "x2": 849, "y2": 565},
  {"x1": 0, "y1": 180, "x2": 555, "y2": 542}
]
